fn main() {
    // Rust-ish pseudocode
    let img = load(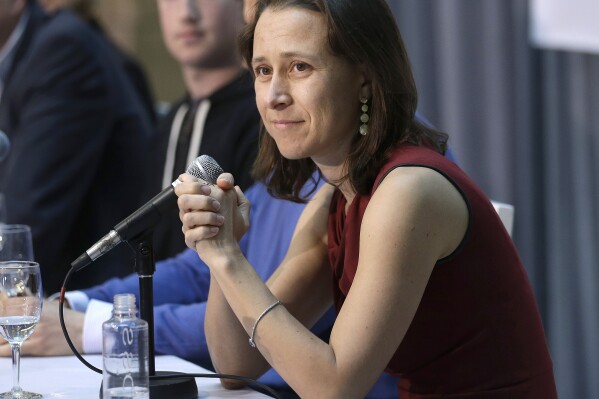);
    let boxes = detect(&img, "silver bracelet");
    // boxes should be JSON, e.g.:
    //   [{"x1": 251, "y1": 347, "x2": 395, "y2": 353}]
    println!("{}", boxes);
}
[{"x1": 248, "y1": 300, "x2": 281, "y2": 348}]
